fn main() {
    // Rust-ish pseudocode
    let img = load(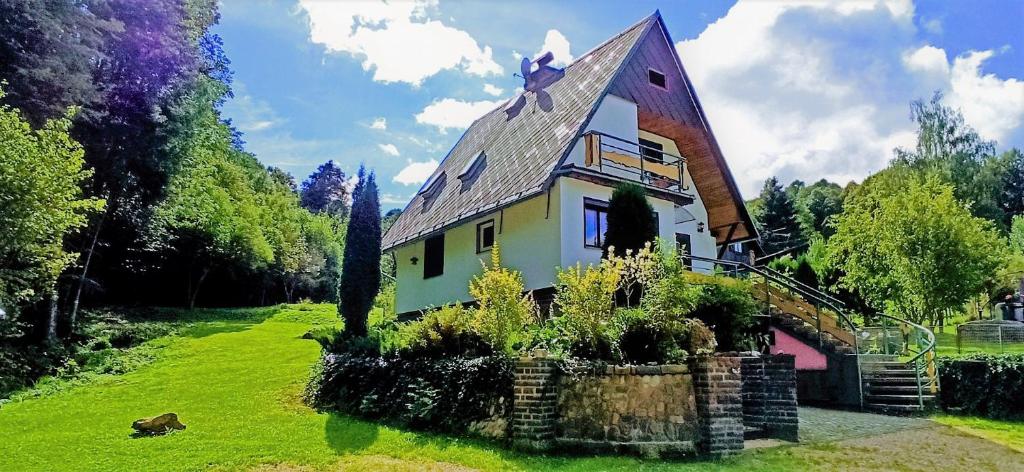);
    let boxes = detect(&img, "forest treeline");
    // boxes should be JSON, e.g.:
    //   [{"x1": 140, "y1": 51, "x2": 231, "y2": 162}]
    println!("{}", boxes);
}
[{"x1": 0, "y1": 0, "x2": 361, "y2": 350}]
